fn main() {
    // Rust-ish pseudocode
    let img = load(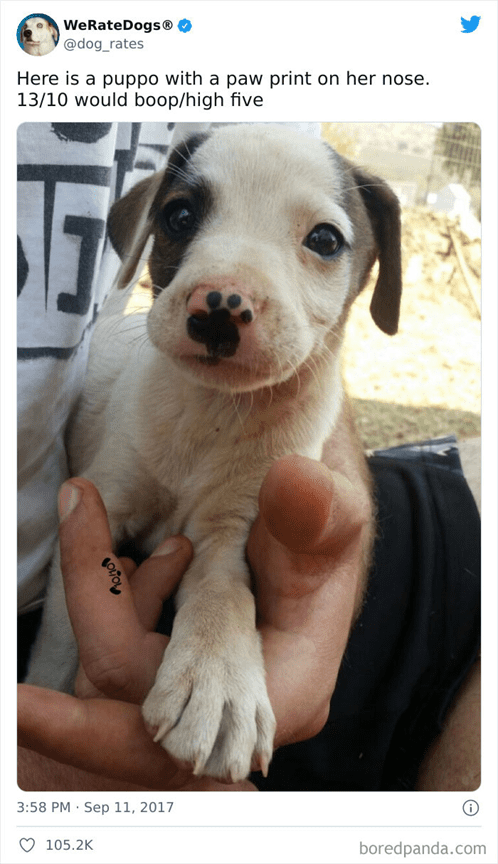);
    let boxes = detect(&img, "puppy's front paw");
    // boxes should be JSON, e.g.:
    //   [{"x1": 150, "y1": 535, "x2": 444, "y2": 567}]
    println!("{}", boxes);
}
[{"x1": 142, "y1": 635, "x2": 276, "y2": 782}]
